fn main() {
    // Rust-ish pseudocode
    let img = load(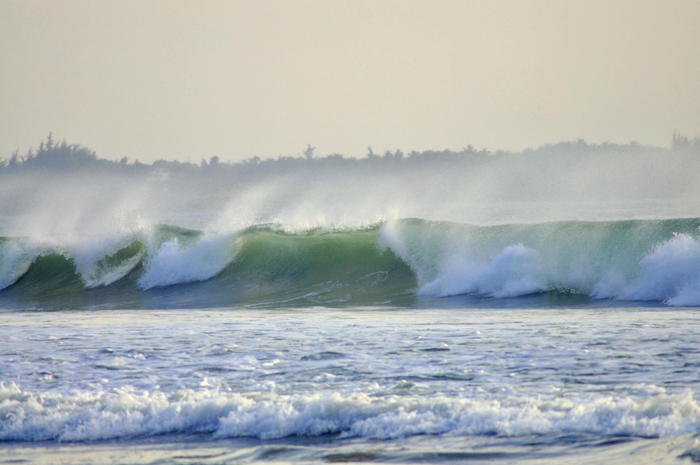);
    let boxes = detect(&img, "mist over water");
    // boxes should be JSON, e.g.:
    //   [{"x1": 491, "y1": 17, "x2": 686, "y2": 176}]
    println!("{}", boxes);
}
[{"x1": 1, "y1": 137, "x2": 700, "y2": 236}]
